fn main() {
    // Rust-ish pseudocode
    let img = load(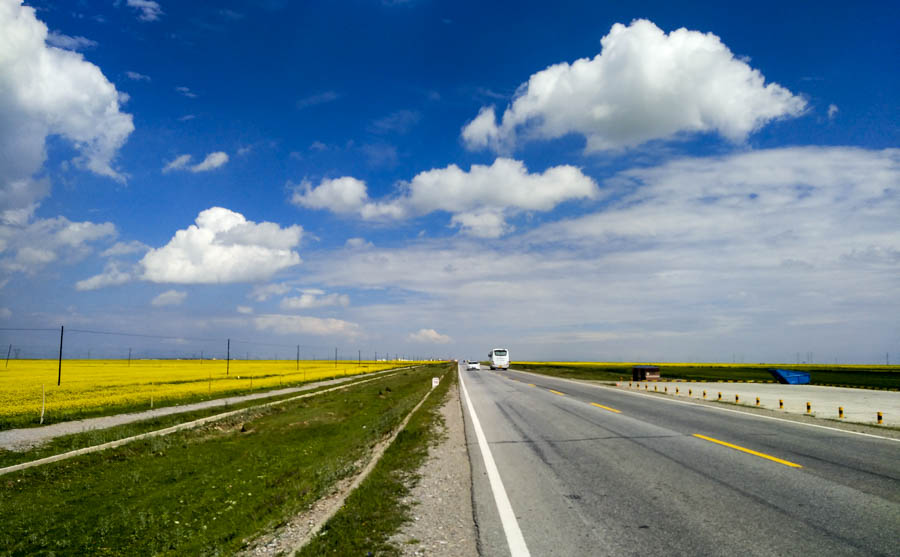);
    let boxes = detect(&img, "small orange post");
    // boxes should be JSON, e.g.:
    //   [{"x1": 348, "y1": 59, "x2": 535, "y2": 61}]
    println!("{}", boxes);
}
[
  {"x1": 877, "y1": 411, "x2": 883, "y2": 425},
  {"x1": 735, "y1": 394, "x2": 740, "y2": 403},
  {"x1": 703, "y1": 390, "x2": 707, "y2": 399},
  {"x1": 675, "y1": 386, "x2": 679, "y2": 394},
  {"x1": 756, "y1": 396, "x2": 760, "y2": 406},
  {"x1": 688, "y1": 388, "x2": 692, "y2": 396},
  {"x1": 806, "y1": 401, "x2": 811, "y2": 414},
  {"x1": 779, "y1": 398, "x2": 784, "y2": 409},
  {"x1": 838, "y1": 406, "x2": 844, "y2": 419},
  {"x1": 717, "y1": 392, "x2": 722, "y2": 401}
]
